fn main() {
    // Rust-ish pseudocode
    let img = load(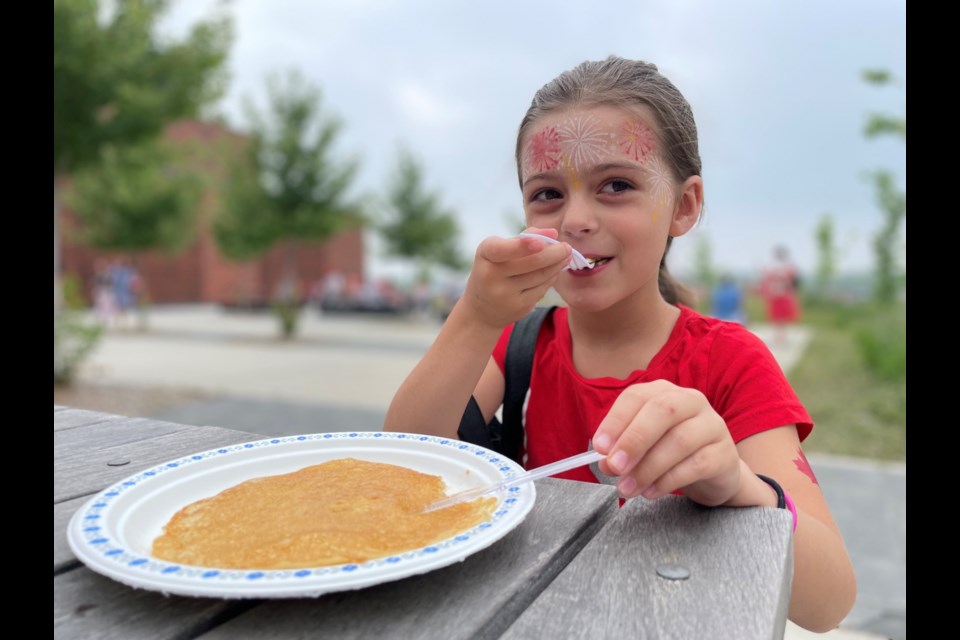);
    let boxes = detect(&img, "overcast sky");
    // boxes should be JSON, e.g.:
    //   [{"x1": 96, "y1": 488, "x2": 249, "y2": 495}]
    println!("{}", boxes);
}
[{"x1": 164, "y1": 0, "x2": 906, "y2": 282}]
